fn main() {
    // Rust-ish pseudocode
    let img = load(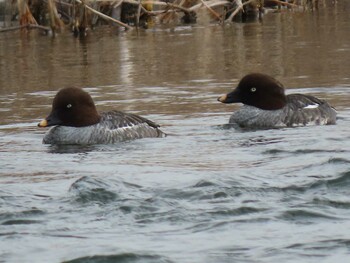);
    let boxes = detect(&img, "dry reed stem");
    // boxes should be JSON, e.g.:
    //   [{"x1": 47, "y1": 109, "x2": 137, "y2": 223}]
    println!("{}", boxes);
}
[
  {"x1": 136, "y1": 0, "x2": 142, "y2": 27},
  {"x1": 48, "y1": 0, "x2": 65, "y2": 34},
  {"x1": 112, "y1": 0, "x2": 124, "y2": 8},
  {"x1": 74, "y1": 0, "x2": 132, "y2": 29},
  {"x1": 132, "y1": 0, "x2": 192, "y2": 13},
  {"x1": 225, "y1": 0, "x2": 255, "y2": 22},
  {"x1": 270, "y1": 0, "x2": 302, "y2": 9},
  {"x1": 199, "y1": 0, "x2": 223, "y2": 21},
  {"x1": 189, "y1": 0, "x2": 229, "y2": 12},
  {"x1": 17, "y1": 0, "x2": 38, "y2": 25},
  {"x1": 7, "y1": 0, "x2": 316, "y2": 34}
]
